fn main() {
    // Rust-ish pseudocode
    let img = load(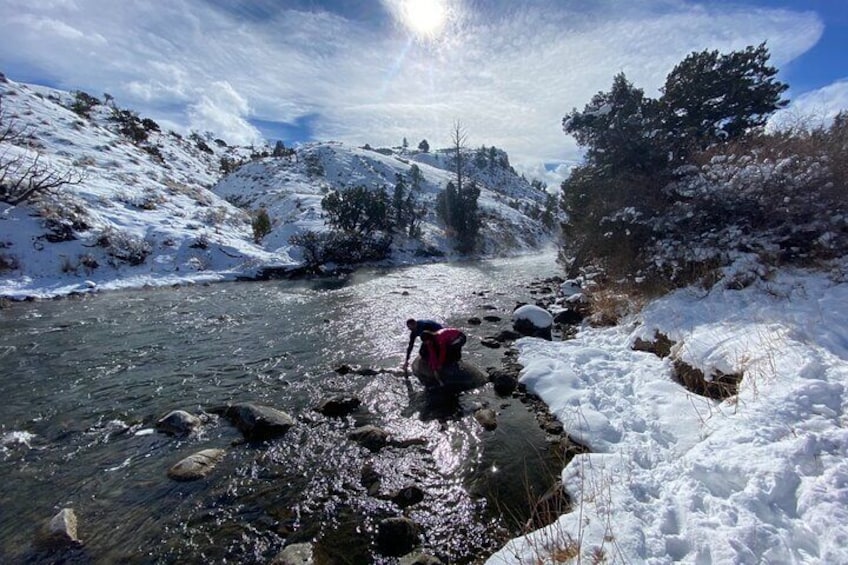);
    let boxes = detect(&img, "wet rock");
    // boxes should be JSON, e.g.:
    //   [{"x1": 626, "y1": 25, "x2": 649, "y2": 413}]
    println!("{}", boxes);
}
[
  {"x1": 348, "y1": 425, "x2": 389, "y2": 452},
  {"x1": 490, "y1": 368, "x2": 518, "y2": 396},
  {"x1": 315, "y1": 396, "x2": 361, "y2": 417},
  {"x1": 156, "y1": 410, "x2": 201, "y2": 436},
  {"x1": 467, "y1": 317, "x2": 482, "y2": 325},
  {"x1": 42, "y1": 508, "x2": 82, "y2": 548},
  {"x1": 412, "y1": 358, "x2": 488, "y2": 391},
  {"x1": 480, "y1": 338, "x2": 501, "y2": 349},
  {"x1": 376, "y1": 517, "x2": 420, "y2": 557},
  {"x1": 355, "y1": 367, "x2": 379, "y2": 376},
  {"x1": 335, "y1": 364, "x2": 354, "y2": 375},
  {"x1": 361, "y1": 461, "x2": 381, "y2": 496},
  {"x1": 494, "y1": 329, "x2": 522, "y2": 342},
  {"x1": 474, "y1": 408, "x2": 498, "y2": 431},
  {"x1": 271, "y1": 542, "x2": 314, "y2": 564},
  {"x1": 390, "y1": 485, "x2": 425, "y2": 508},
  {"x1": 167, "y1": 448, "x2": 226, "y2": 481},
  {"x1": 483, "y1": 315, "x2": 502, "y2": 322},
  {"x1": 542, "y1": 418, "x2": 564, "y2": 435},
  {"x1": 400, "y1": 551, "x2": 444, "y2": 565},
  {"x1": 210, "y1": 403, "x2": 294, "y2": 441}
]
